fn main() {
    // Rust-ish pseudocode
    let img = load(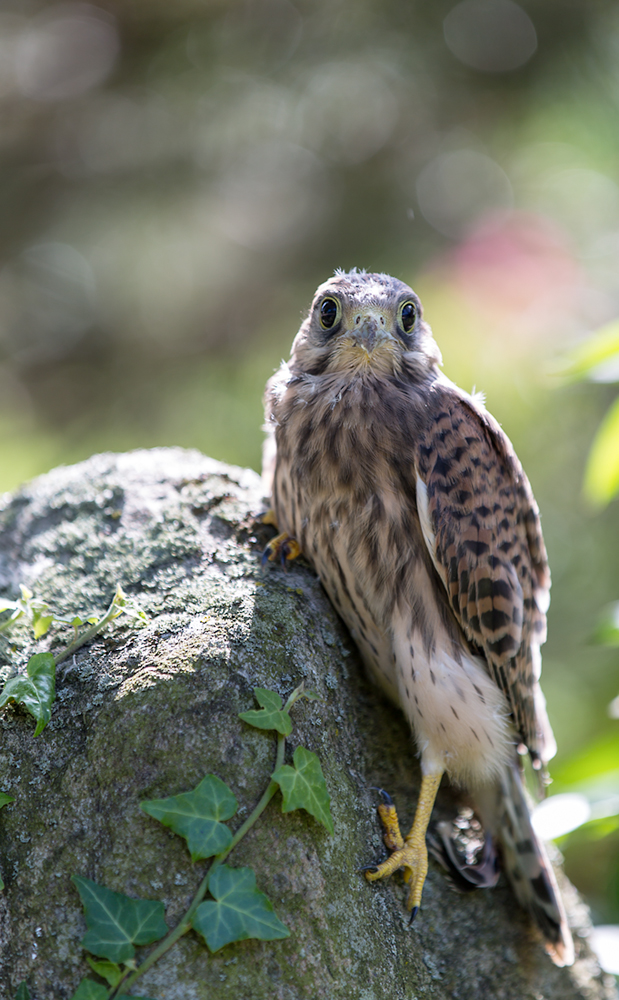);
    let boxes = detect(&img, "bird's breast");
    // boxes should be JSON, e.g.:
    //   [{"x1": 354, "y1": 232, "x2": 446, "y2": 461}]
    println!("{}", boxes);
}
[{"x1": 271, "y1": 383, "x2": 429, "y2": 656}]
